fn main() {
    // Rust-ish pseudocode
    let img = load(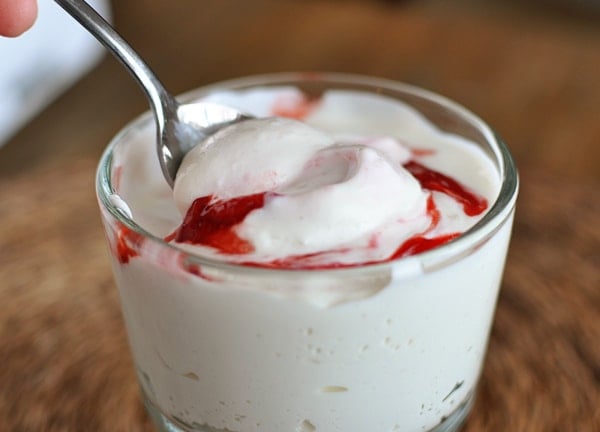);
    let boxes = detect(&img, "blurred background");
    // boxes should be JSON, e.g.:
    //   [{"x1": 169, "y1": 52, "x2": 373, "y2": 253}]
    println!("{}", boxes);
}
[
  {"x1": 0, "y1": 1, "x2": 598, "y2": 431},
  {"x1": 1, "y1": 0, "x2": 599, "y2": 180}
]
